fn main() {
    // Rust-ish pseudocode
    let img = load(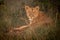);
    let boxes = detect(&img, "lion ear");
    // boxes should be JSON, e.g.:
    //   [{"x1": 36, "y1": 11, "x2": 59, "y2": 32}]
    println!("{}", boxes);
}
[
  {"x1": 35, "y1": 6, "x2": 39, "y2": 10},
  {"x1": 25, "y1": 5, "x2": 30, "y2": 10}
]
